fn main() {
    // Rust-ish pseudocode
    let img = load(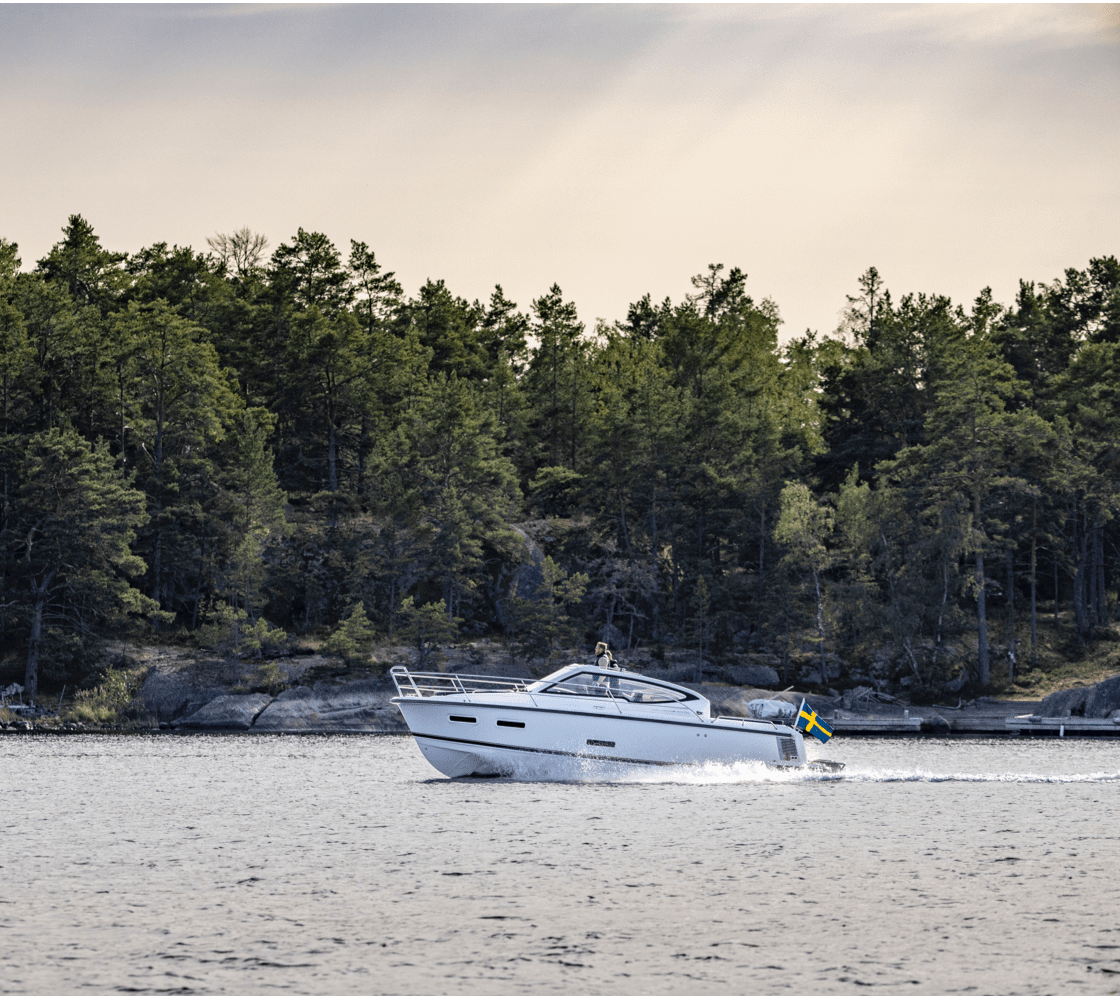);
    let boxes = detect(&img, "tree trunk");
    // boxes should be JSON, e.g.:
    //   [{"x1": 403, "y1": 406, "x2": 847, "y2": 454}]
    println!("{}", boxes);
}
[
  {"x1": 388, "y1": 577, "x2": 397, "y2": 641},
  {"x1": 1006, "y1": 547, "x2": 1016, "y2": 683},
  {"x1": 24, "y1": 570, "x2": 56, "y2": 702},
  {"x1": 1030, "y1": 504, "x2": 1038, "y2": 669},
  {"x1": 153, "y1": 531, "x2": 162, "y2": 608},
  {"x1": 649, "y1": 504, "x2": 660, "y2": 642},
  {"x1": 975, "y1": 489, "x2": 989, "y2": 685},
  {"x1": 1073, "y1": 514, "x2": 1088, "y2": 642},
  {"x1": 904, "y1": 638, "x2": 920, "y2": 680},
  {"x1": 933, "y1": 561, "x2": 948, "y2": 674},
  {"x1": 814, "y1": 568, "x2": 826, "y2": 681},
  {"x1": 327, "y1": 419, "x2": 338, "y2": 493},
  {"x1": 758, "y1": 501, "x2": 766, "y2": 583},
  {"x1": 1085, "y1": 518, "x2": 1097, "y2": 626},
  {"x1": 976, "y1": 546, "x2": 989, "y2": 685},
  {"x1": 569, "y1": 368, "x2": 578, "y2": 470},
  {"x1": 1095, "y1": 524, "x2": 1107, "y2": 625},
  {"x1": 1005, "y1": 548, "x2": 1015, "y2": 626},
  {"x1": 549, "y1": 338, "x2": 559, "y2": 467},
  {"x1": 191, "y1": 542, "x2": 205, "y2": 631},
  {"x1": 1053, "y1": 549, "x2": 1060, "y2": 628},
  {"x1": 357, "y1": 413, "x2": 368, "y2": 490},
  {"x1": 117, "y1": 366, "x2": 127, "y2": 469}
]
